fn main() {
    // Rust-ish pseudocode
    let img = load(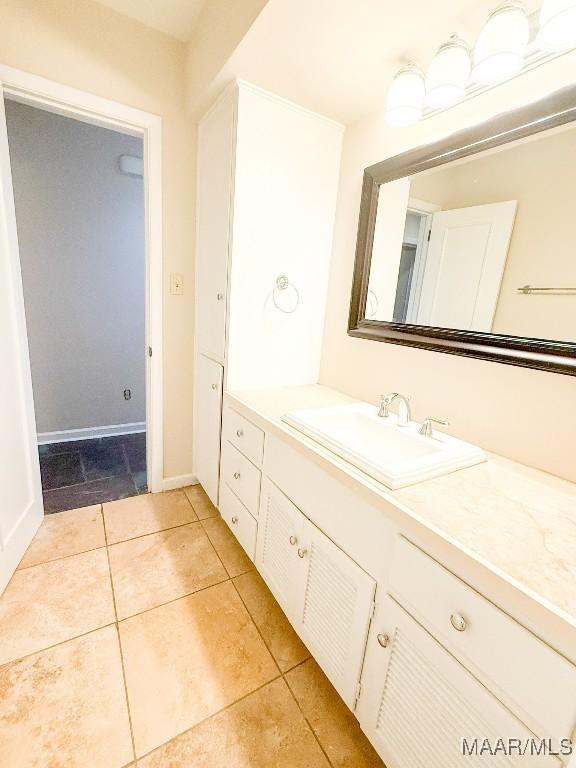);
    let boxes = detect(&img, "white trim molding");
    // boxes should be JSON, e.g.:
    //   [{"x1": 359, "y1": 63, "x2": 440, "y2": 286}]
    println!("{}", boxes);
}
[
  {"x1": 37, "y1": 422, "x2": 146, "y2": 445},
  {"x1": 162, "y1": 474, "x2": 198, "y2": 491},
  {"x1": 0, "y1": 65, "x2": 164, "y2": 493}
]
